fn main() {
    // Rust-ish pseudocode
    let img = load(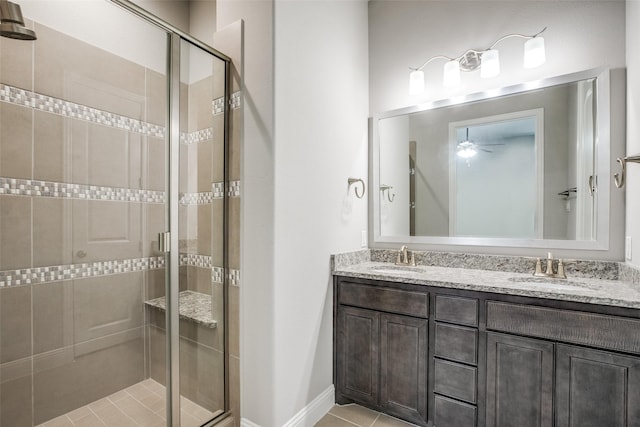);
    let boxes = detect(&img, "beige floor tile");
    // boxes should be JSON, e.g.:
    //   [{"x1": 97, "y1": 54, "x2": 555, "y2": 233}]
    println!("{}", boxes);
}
[
  {"x1": 316, "y1": 413, "x2": 360, "y2": 427},
  {"x1": 371, "y1": 414, "x2": 417, "y2": 427},
  {"x1": 73, "y1": 412, "x2": 108, "y2": 427},
  {"x1": 329, "y1": 404, "x2": 380, "y2": 427},
  {"x1": 115, "y1": 395, "x2": 164, "y2": 427},
  {"x1": 39, "y1": 415, "x2": 74, "y2": 427},
  {"x1": 66, "y1": 405, "x2": 92, "y2": 421}
]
